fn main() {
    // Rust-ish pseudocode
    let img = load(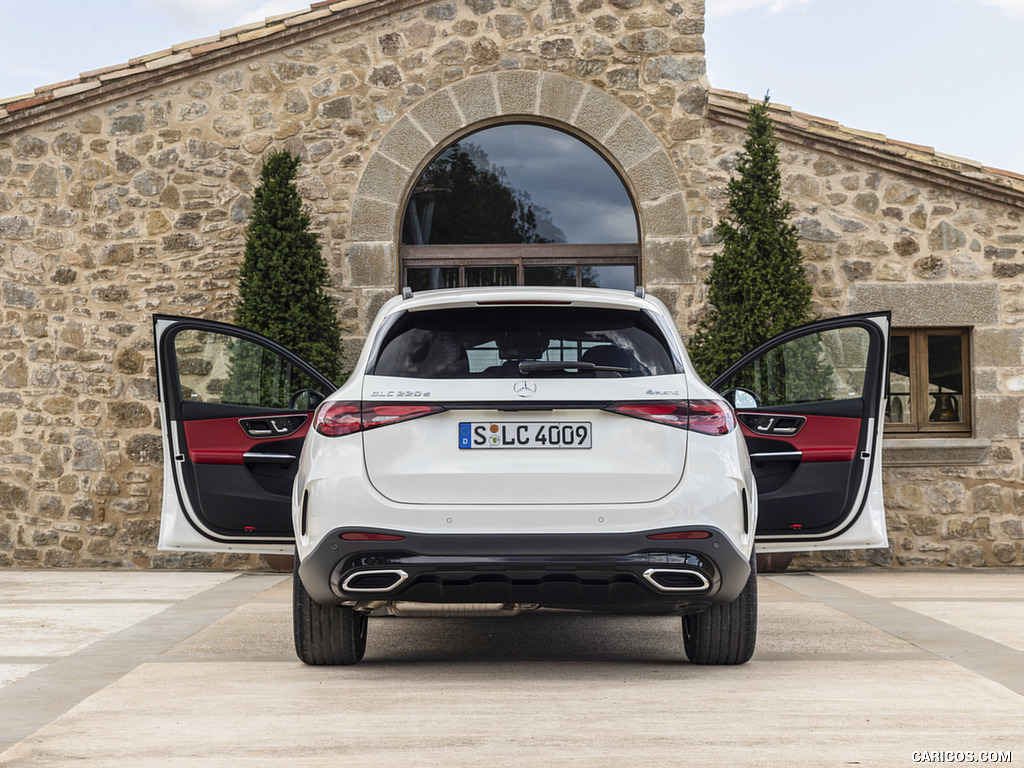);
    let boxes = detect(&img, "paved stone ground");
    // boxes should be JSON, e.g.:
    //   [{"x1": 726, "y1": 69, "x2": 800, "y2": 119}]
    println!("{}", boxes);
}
[{"x1": 0, "y1": 570, "x2": 1021, "y2": 767}]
